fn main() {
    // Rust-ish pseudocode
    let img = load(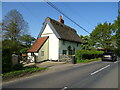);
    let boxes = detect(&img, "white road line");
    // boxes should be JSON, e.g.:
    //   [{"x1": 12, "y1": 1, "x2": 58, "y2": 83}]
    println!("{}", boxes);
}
[
  {"x1": 61, "y1": 86, "x2": 68, "y2": 90},
  {"x1": 114, "y1": 61, "x2": 118, "y2": 64},
  {"x1": 91, "y1": 65, "x2": 110, "y2": 75}
]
